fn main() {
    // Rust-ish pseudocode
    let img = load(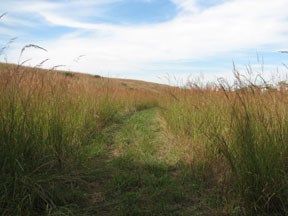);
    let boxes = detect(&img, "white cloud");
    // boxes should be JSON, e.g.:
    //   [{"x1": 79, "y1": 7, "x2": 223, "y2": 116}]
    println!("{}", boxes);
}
[{"x1": 1, "y1": 0, "x2": 288, "y2": 83}]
